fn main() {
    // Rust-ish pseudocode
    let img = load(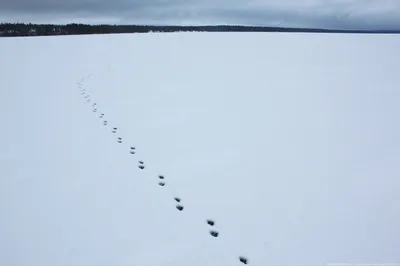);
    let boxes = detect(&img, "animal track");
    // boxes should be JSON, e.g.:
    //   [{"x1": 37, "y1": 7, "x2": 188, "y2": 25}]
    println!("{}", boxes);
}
[
  {"x1": 210, "y1": 230, "x2": 219, "y2": 237},
  {"x1": 239, "y1": 257, "x2": 248, "y2": 264},
  {"x1": 207, "y1": 220, "x2": 215, "y2": 226},
  {"x1": 76, "y1": 76, "x2": 248, "y2": 264}
]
